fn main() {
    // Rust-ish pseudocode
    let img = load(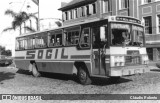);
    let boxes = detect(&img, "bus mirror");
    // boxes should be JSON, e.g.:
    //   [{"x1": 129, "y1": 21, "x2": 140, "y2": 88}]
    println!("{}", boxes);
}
[{"x1": 100, "y1": 27, "x2": 106, "y2": 41}]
